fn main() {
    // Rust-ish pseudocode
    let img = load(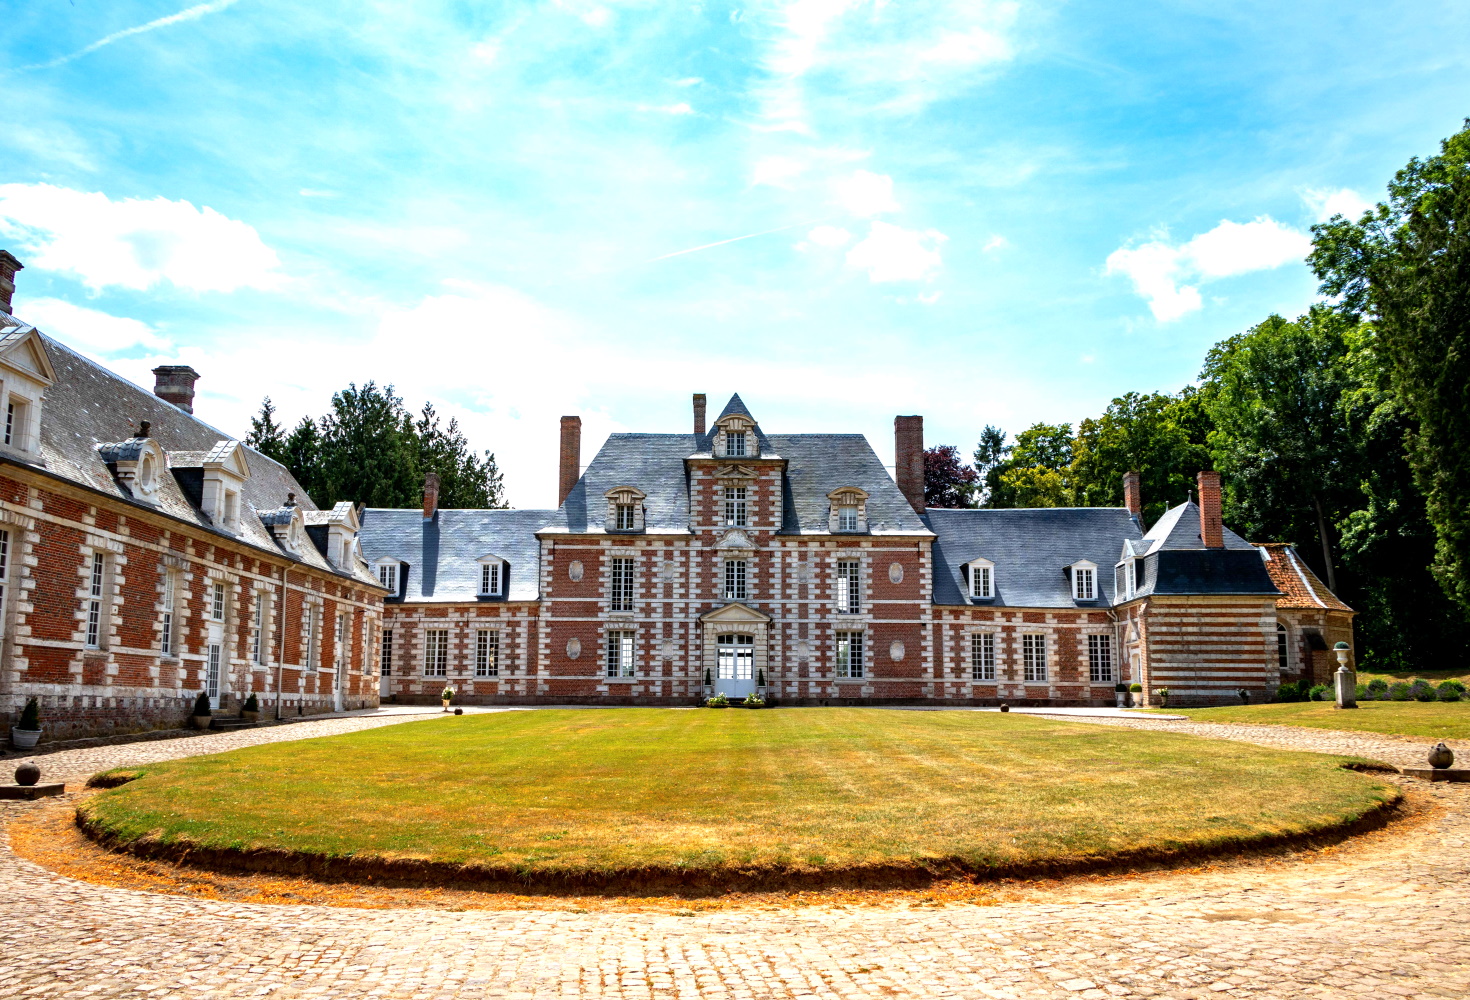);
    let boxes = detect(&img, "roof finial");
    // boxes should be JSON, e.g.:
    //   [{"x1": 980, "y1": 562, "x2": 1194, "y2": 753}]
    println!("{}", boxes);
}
[
  {"x1": 134, "y1": 420, "x2": 151, "y2": 438},
  {"x1": 1187, "y1": 489, "x2": 1194, "y2": 505},
  {"x1": 284, "y1": 491, "x2": 297, "y2": 507}
]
